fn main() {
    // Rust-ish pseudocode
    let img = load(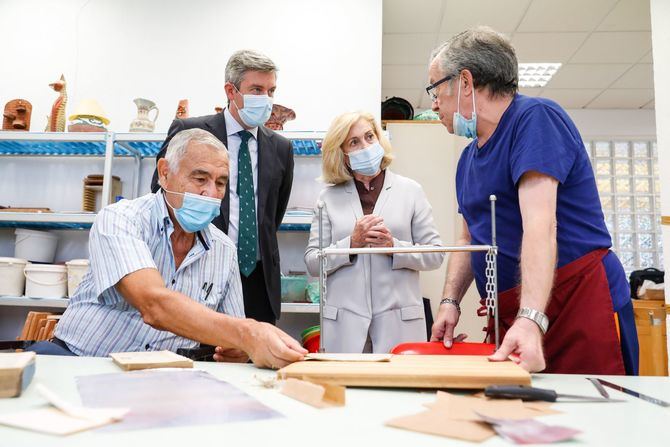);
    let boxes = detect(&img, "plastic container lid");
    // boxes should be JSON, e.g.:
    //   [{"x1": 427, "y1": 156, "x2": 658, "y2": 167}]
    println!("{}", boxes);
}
[
  {"x1": 0, "y1": 257, "x2": 28, "y2": 265},
  {"x1": 24, "y1": 264, "x2": 67, "y2": 273},
  {"x1": 300, "y1": 325, "x2": 320, "y2": 339},
  {"x1": 65, "y1": 259, "x2": 90, "y2": 266},
  {"x1": 390, "y1": 341, "x2": 496, "y2": 356}
]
